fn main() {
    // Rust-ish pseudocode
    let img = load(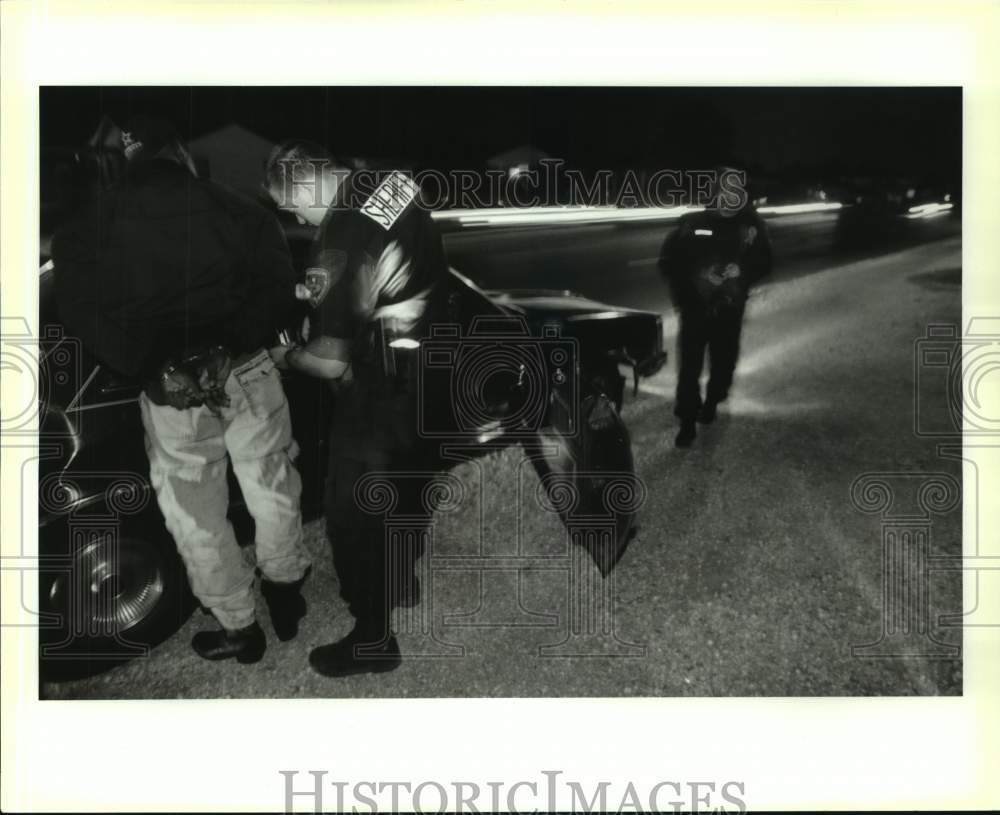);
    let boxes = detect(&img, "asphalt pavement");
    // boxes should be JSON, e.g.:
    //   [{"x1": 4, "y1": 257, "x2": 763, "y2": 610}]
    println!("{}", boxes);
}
[{"x1": 42, "y1": 231, "x2": 962, "y2": 699}]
